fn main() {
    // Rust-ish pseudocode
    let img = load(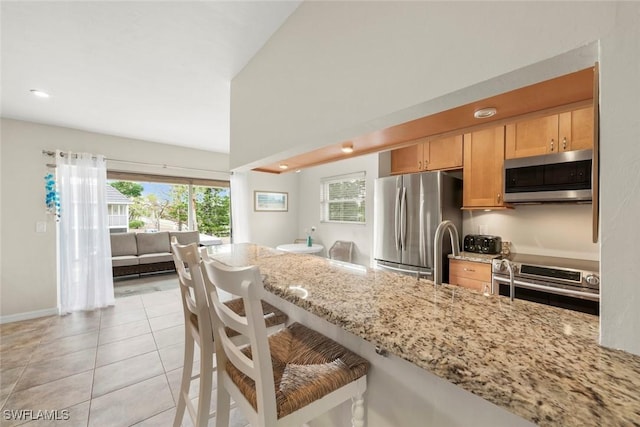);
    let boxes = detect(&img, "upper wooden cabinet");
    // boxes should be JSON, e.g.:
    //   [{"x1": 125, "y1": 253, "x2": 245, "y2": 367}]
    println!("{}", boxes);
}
[
  {"x1": 390, "y1": 135, "x2": 463, "y2": 175},
  {"x1": 505, "y1": 106, "x2": 594, "y2": 159},
  {"x1": 390, "y1": 140, "x2": 425, "y2": 175},
  {"x1": 425, "y1": 135, "x2": 463, "y2": 171},
  {"x1": 463, "y1": 126, "x2": 506, "y2": 209}
]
